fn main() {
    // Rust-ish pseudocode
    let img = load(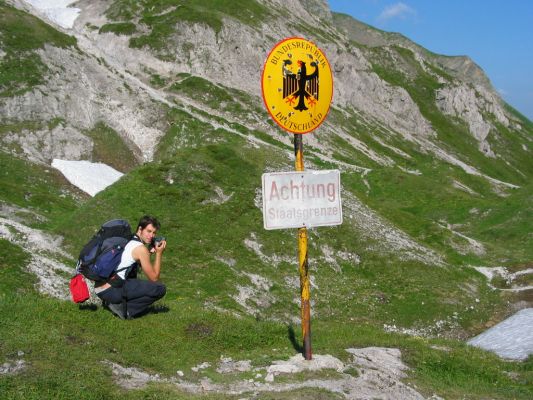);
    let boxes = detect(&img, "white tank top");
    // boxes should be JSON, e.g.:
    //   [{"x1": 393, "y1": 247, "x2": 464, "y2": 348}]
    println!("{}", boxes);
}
[{"x1": 115, "y1": 239, "x2": 144, "y2": 279}]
